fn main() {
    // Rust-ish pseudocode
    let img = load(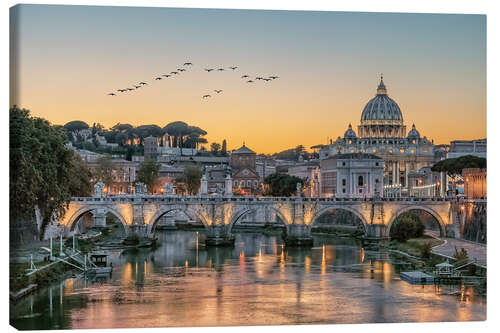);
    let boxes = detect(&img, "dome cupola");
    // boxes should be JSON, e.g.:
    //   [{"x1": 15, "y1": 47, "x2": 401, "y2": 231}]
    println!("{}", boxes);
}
[
  {"x1": 344, "y1": 123, "x2": 357, "y2": 139},
  {"x1": 358, "y1": 75, "x2": 406, "y2": 138},
  {"x1": 407, "y1": 124, "x2": 420, "y2": 140}
]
